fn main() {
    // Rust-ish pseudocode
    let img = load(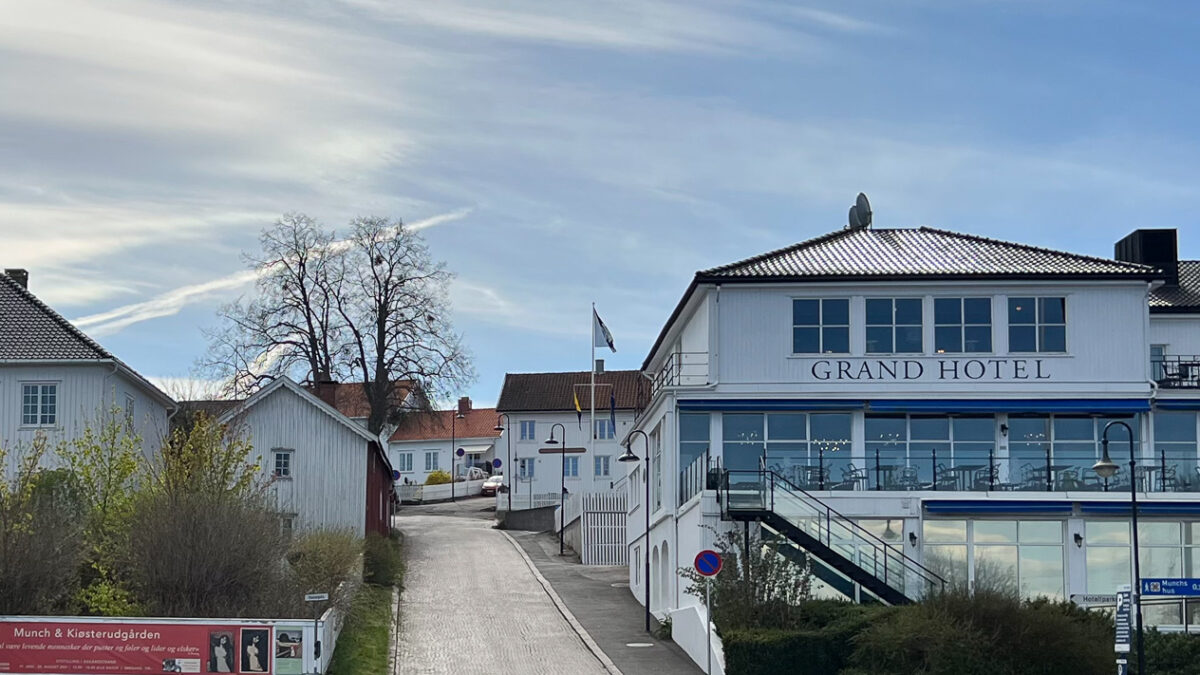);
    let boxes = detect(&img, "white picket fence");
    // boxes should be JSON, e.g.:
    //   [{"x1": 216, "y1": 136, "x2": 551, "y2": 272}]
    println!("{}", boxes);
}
[
  {"x1": 556, "y1": 491, "x2": 628, "y2": 565},
  {"x1": 495, "y1": 492, "x2": 564, "y2": 511}
]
